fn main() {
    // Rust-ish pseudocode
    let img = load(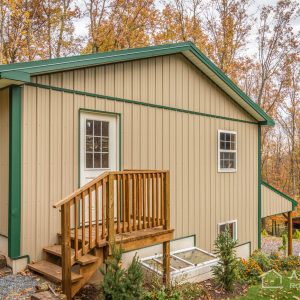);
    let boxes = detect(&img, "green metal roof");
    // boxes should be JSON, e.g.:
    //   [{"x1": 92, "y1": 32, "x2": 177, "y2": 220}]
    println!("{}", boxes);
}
[{"x1": 0, "y1": 42, "x2": 274, "y2": 126}]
